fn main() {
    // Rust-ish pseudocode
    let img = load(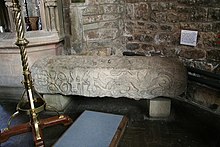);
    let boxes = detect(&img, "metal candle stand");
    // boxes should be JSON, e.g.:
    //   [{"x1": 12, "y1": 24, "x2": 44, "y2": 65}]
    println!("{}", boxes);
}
[{"x1": 0, "y1": 0, "x2": 72, "y2": 146}]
